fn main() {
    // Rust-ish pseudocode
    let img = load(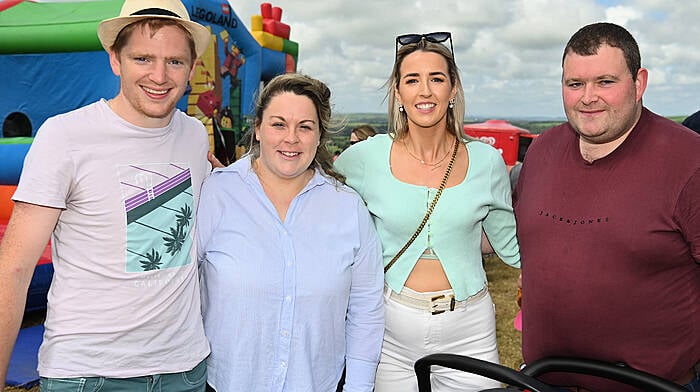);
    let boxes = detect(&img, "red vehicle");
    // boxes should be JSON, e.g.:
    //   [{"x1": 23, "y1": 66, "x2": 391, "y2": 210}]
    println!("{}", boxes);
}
[{"x1": 463, "y1": 119, "x2": 537, "y2": 169}]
